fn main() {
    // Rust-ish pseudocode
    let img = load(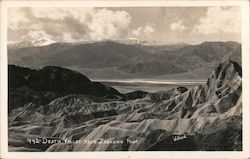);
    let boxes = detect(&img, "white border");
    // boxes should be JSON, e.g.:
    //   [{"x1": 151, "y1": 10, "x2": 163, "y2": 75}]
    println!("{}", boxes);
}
[{"x1": 0, "y1": 1, "x2": 249, "y2": 159}]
